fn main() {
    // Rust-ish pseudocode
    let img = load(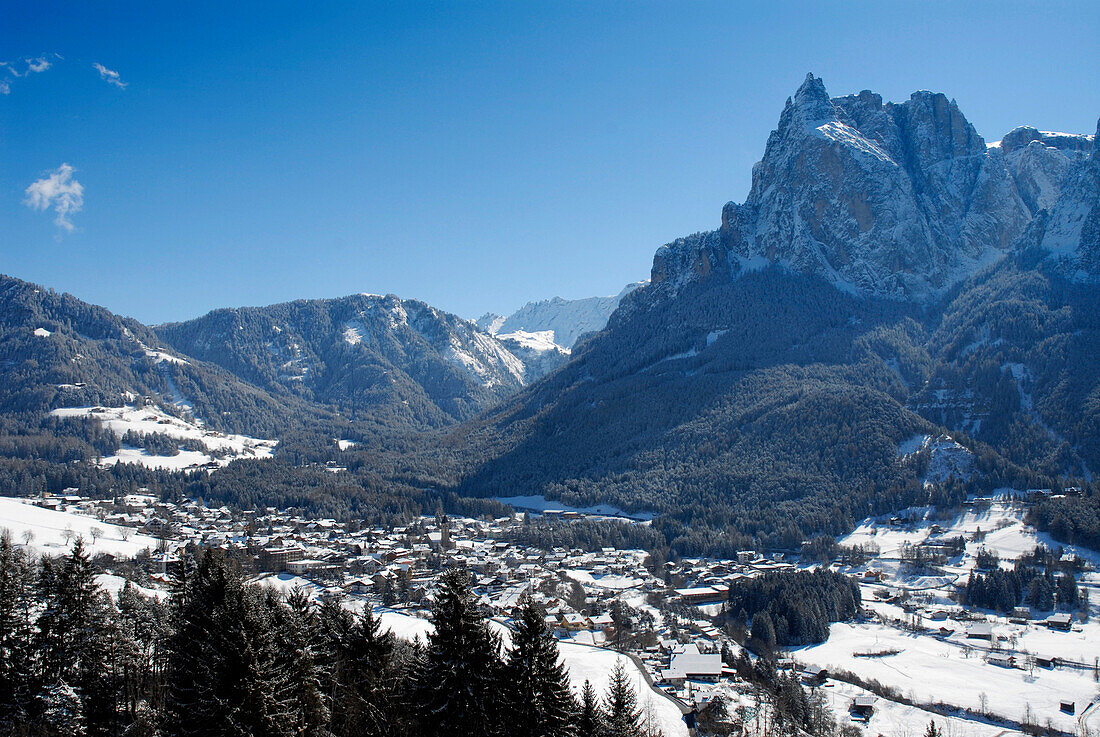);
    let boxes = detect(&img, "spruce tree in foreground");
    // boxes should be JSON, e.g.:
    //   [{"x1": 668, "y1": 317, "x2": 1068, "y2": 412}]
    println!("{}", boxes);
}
[
  {"x1": 35, "y1": 538, "x2": 113, "y2": 737},
  {"x1": 503, "y1": 596, "x2": 578, "y2": 737},
  {"x1": 603, "y1": 660, "x2": 641, "y2": 737},
  {"x1": 319, "y1": 596, "x2": 405, "y2": 737},
  {"x1": 0, "y1": 534, "x2": 36, "y2": 731},
  {"x1": 165, "y1": 550, "x2": 290, "y2": 737},
  {"x1": 417, "y1": 568, "x2": 503, "y2": 737},
  {"x1": 577, "y1": 679, "x2": 605, "y2": 737}
]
